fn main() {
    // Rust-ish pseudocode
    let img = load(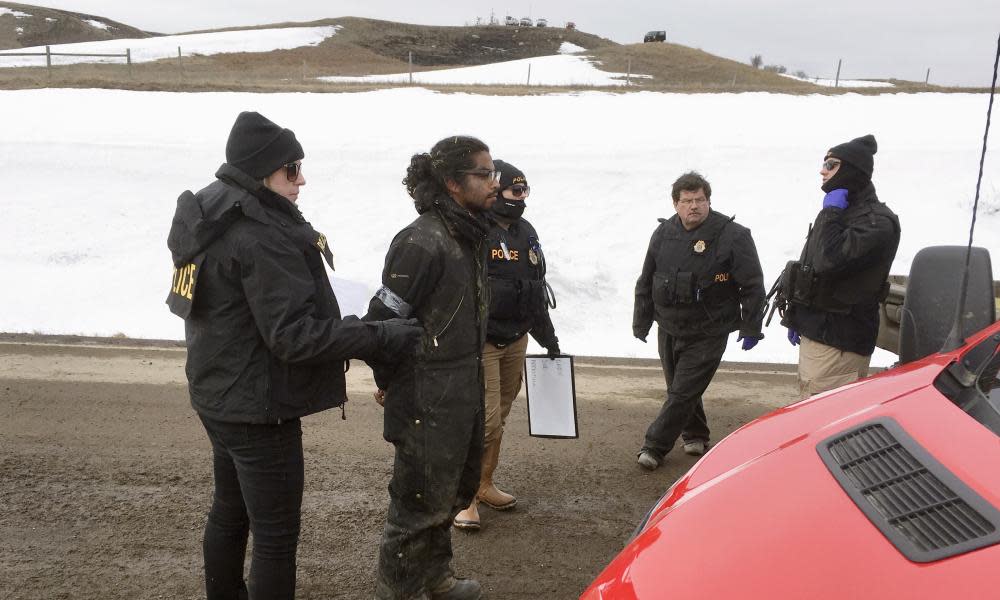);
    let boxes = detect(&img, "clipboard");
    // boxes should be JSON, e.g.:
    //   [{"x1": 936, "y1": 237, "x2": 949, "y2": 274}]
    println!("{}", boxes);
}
[{"x1": 523, "y1": 354, "x2": 578, "y2": 439}]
